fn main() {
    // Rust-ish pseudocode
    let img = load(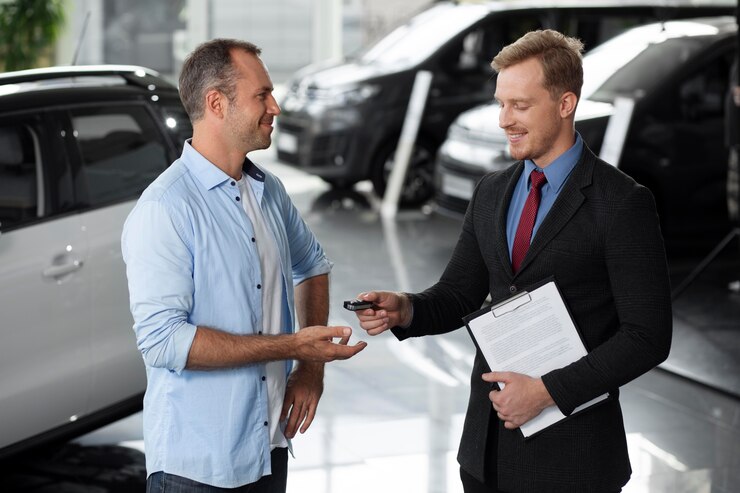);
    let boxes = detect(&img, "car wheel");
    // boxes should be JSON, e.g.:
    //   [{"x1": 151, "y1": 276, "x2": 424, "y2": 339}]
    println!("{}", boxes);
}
[
  {"x1": 370, "y1": 137, "x2": 437, "y2": 206},
  {"x1": 322, "y1": 178, "x2": 357, "y2": 190}
]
